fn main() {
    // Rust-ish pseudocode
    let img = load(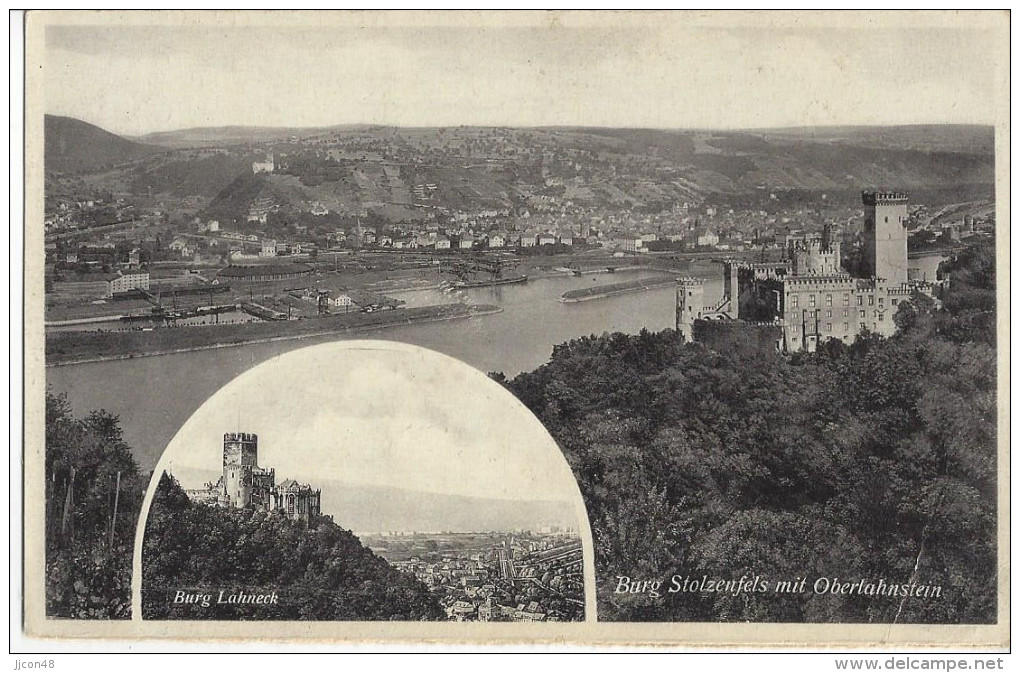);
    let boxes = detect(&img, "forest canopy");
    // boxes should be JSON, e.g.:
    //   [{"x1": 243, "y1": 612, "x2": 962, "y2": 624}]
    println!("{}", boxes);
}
[
  {"x1": 142, "y1": 474, "x2": 444, "y2": 621},
  {"x1": 502, "y1": 241, "x2": 997, "y2": 623}
]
